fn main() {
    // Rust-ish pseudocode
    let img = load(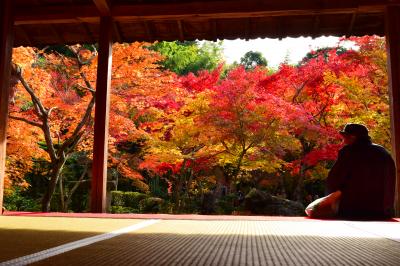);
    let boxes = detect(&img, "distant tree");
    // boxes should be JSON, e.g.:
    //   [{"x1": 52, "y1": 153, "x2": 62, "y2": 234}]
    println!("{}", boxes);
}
[
  {"x1": 240, "y1": 51, "x2": 268, "y2": 70},
  {"x1": 300, "y1": 46, "x2": 348, "y2": 65},
  {"x1": 148, "y1": 41, "x2": 223, "y2": 75}
]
